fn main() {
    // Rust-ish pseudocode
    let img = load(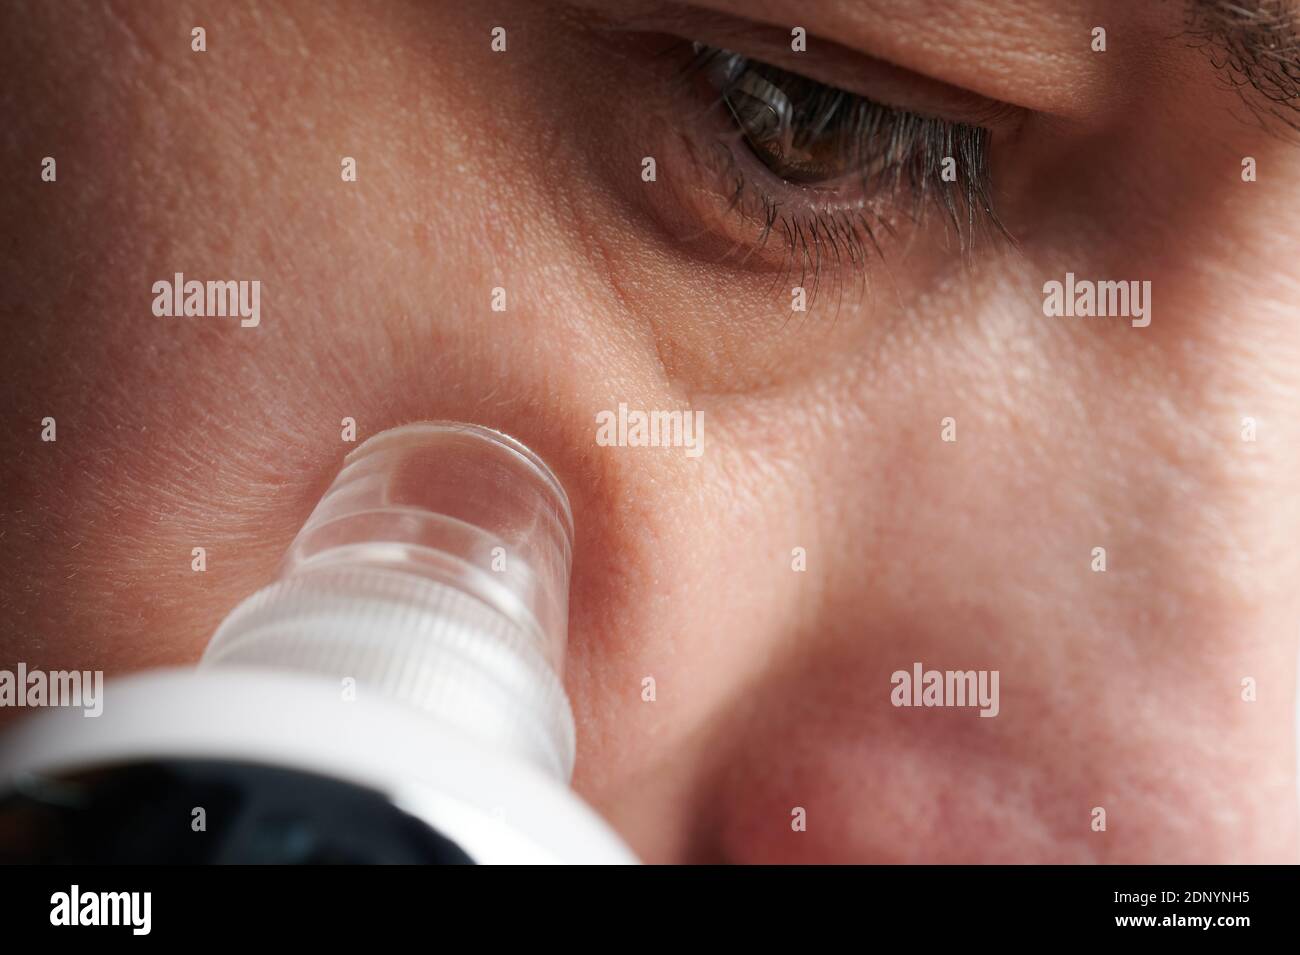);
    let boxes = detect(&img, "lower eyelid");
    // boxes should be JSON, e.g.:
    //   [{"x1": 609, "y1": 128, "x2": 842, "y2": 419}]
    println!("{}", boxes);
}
[
  {"x1": 646, "y1": 126, "x2": 894, "y2": 287},
  {"x1": 660, "y1": 103, "x2": 932, "y2": 279}
]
